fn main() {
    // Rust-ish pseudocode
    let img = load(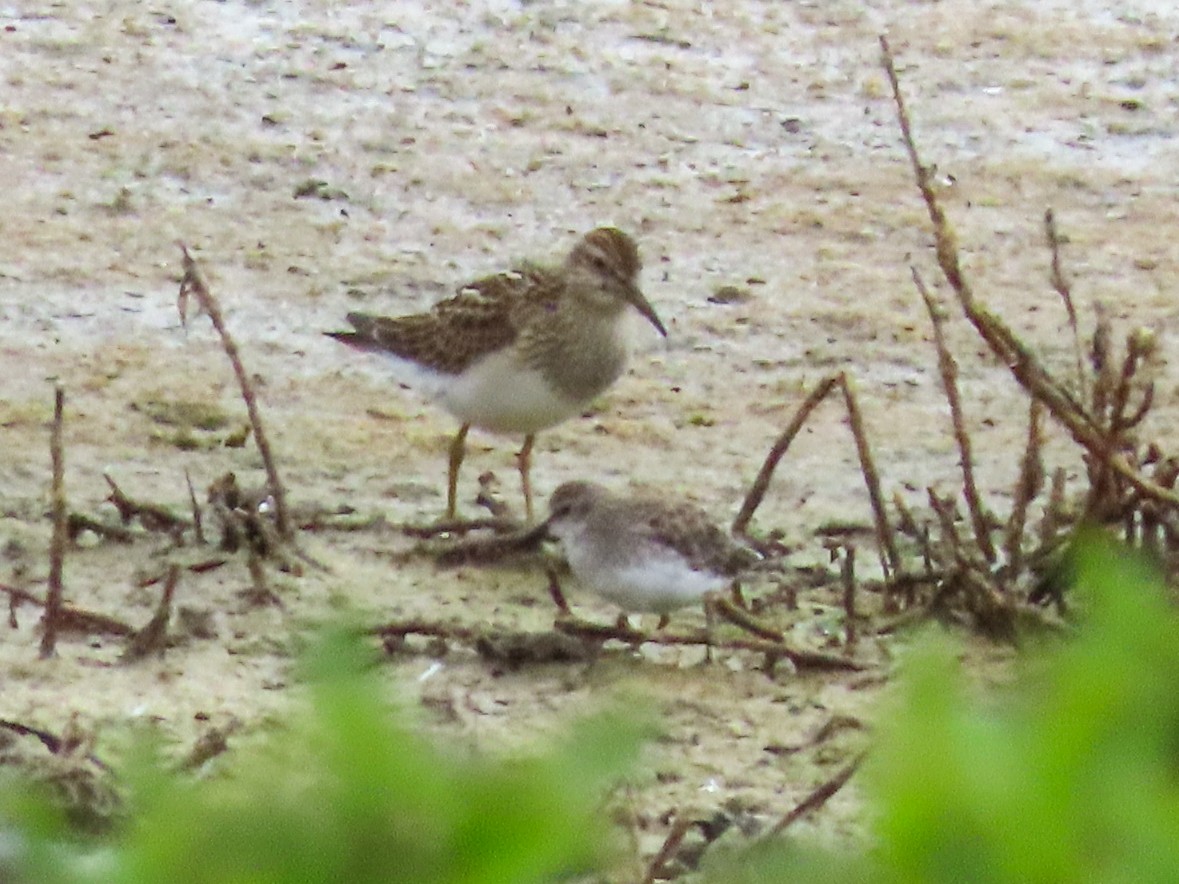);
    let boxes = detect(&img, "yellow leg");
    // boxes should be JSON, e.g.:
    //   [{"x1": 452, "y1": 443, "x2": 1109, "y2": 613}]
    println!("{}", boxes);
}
[
  {"x1": 447, "y1": 423, "x2": 470, "y2": 519},
  {"x1": 703, "y1": 595, "x2": 716, "y2": 664},
  {"x1": 516, "y1": 433, "x2": 536, "y2": 522}
]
